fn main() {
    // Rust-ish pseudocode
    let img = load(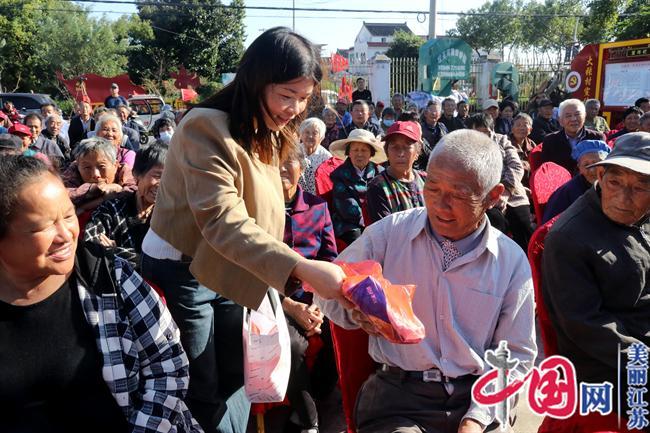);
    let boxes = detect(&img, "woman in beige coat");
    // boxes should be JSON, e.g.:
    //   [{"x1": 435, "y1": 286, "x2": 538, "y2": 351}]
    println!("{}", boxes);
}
[{"x1": 141, "y1": 27, "x2": 348, "y2": 433}]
